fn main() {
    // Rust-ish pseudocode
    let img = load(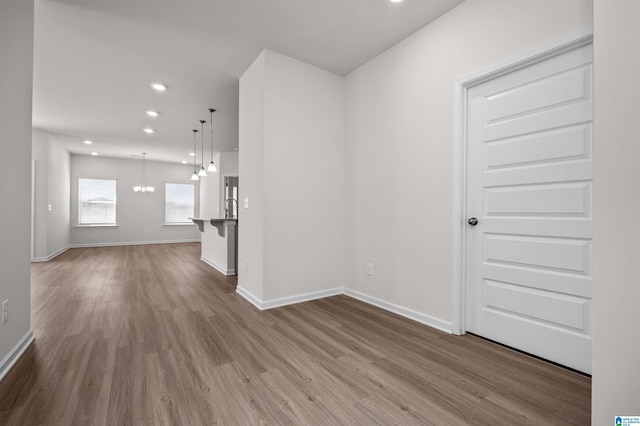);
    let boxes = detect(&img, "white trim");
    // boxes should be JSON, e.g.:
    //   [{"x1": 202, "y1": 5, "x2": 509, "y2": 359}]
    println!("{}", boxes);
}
[
  {"x1": 235, "y1": 286, "x2": 343, "y2": 310},
  {"x1": 455, "y1": 26, "x2": 593, "y2": 88},
  {"x1": 235, "y1": 286, "x2": 263, "y2": 310},
  {"x1": 451, "y1": 26, "x2": 594, "y2": 336},
  {"x1": 343, "y1": 289, "x2": 452, "y2": 334},
  {"x1": 36, "y1": 241, "x2": 199, "y2": 261},
  {"x1": 31, "y1": 160, "x2": 35, "y2": 261},
  {"x1": 260, "y1": 287, "x2": 343, "y2": 310},
  {"x1": 200, "y1": 256, "x2": 235, "y2": 276},
  {"x1": 234, "y1": 285, "x2": 451, "y2": 334},
  {"x1": 31, "y1": 245, "x2": 71, "y2": 262},
  {"x1": 69, "y1": 239, "x2": 200, "y2": 248},
  {"x1": 0, "y1": 330, "x2": 34, "y2": 382},
  {"x1": 452, "y1": 70, "x2": 468, "y2": 336}
]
